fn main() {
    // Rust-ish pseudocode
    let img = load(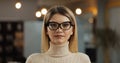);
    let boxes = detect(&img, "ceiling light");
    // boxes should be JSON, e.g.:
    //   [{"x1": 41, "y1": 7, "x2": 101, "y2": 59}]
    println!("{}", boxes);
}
[
  {"x1": 15, "y1": 2, "x2": 22, "y2": 9},
  {"x1": 35, "y1": 11, "x2": 41, "y2": 18},
  {"x1": 41, "y1": 8, "x2": 47, "y2": 15},
  {"x1": 75, "y1": 8, "x2": 82, "y2": 15}
]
